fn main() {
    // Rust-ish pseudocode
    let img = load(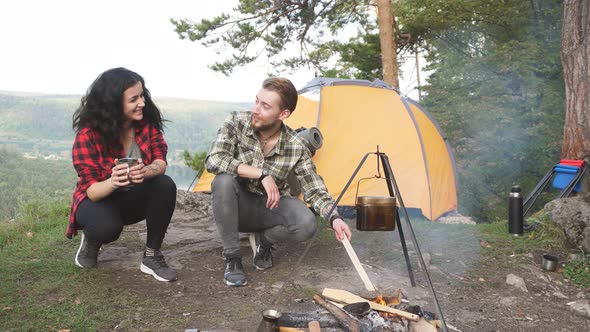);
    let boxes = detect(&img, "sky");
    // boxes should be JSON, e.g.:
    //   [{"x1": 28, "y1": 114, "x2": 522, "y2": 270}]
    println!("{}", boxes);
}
[{"x1": 0, "y1": 0, "x2": 421, "y2": 103}]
